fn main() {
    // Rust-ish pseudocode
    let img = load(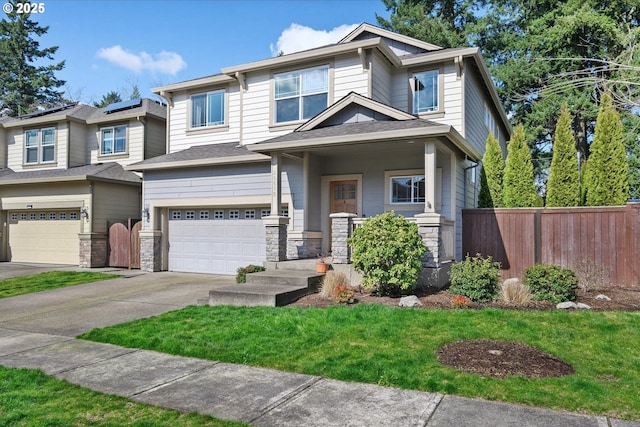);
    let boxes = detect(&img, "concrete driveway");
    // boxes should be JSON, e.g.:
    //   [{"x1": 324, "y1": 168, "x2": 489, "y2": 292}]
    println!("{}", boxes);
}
[{"x1": 0, "y1": 268, "x2": 236, "y2": 336}]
